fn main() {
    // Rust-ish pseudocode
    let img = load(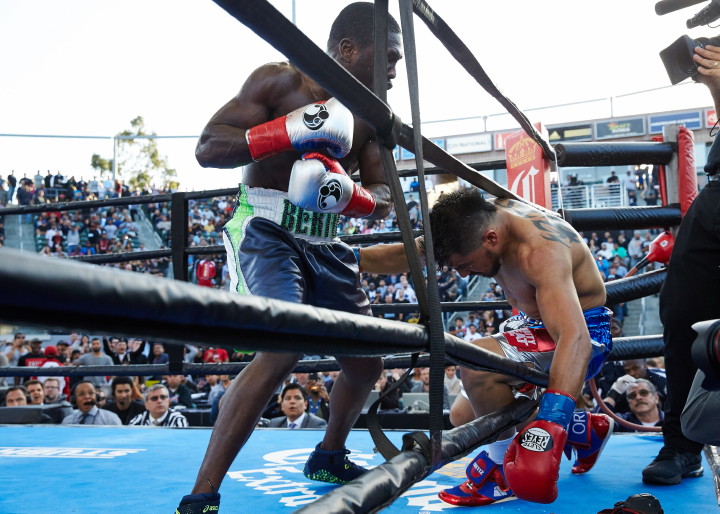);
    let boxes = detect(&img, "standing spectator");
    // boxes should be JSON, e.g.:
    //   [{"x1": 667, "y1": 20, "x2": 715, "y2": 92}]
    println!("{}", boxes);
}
[
  {"x1": 627, "y1": 231, "x2": 644, "y2": 268},
  {"x1": 7, "y1": 170, "x2": 17, "y2": 204},
  {"x1": 103, "y1": 376, "x2": 146, "y2": 425},
  {"x1": 606, "y1": 171, "x2": 619, "y2": 184},
  {"x1": 0, "y1": 349, "x2": 8, "y2": 388},
  {"x1": 305, "y1": 374, "x2": 331, "y2": 421},
  {"x1": 268, "y1": 383, "x2": 327, "y2": 429},
  {"x1": 104, "y1": 337, "x2": 146, "y2": 366},
  {"x1": 62, "y1": 381, "x2": 121, "y2": 425},
  {"x1": 203, "y1": 347, "x2": 229, "y2": 364},
  {"x1": 75, "y1": 338, "x2": 114, "y2": 387},
  {"x1": 4, "y1": 333, "x2": 27, "y2": 367},
  {"x1": 16, "y1": 338, "x2": 47, "y2": 384},
  {"x1": 129, "y1": 384, "x2": 189, "y2": 427},
  {"x1": 623, "y1": 170, "x2": 638, "y2": 206}
]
